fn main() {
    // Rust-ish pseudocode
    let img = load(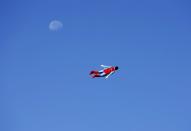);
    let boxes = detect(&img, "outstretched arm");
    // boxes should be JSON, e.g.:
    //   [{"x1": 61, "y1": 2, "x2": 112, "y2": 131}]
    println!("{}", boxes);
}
[
  {"x1": 100, "y1": 65, "x2": 111, "y2": 68},
  {"x1": 105, "y1": 71, "x2": 114, "y2": 79}
]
